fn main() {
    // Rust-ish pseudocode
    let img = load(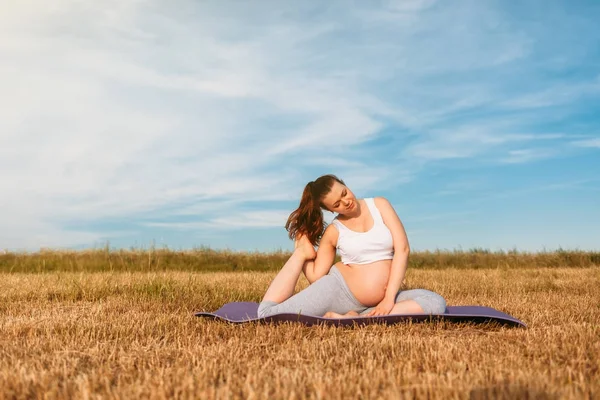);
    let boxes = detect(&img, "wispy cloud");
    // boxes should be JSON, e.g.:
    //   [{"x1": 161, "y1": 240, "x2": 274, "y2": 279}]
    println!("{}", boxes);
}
[
  {"x1": 404, "y1": 123, "x2": 571, "y2": 162},
  {"x1": 499, "y1": 148, "x2": 558, "y2": 164},
  {"x1": 571, "y1": 138, "x2": 600, "y2": 148},
  {"x1": 471, "y1": 179, "x2": 600, "y2": 203},
  {"x1": 145, "y1": 210, "x2": 291, "y2": 230},
  {"x1": 499, "y1": 78, "x2": 600, "y2": 109}
]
